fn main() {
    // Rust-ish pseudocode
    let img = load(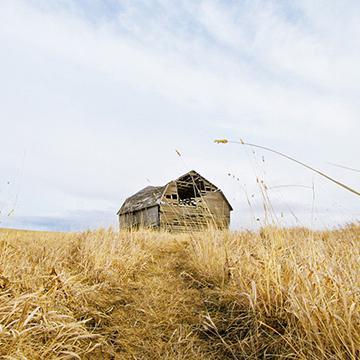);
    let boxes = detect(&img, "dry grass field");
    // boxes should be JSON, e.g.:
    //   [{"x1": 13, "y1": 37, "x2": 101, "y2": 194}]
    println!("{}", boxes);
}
[{"x1": 0, "y1": 225, "x2": 359, "y2": 359}]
